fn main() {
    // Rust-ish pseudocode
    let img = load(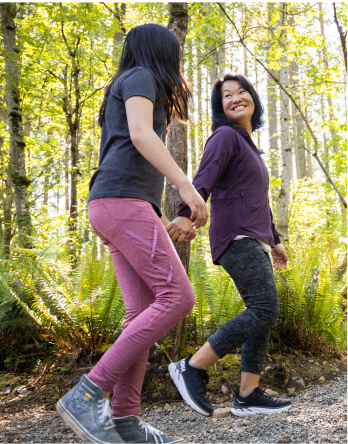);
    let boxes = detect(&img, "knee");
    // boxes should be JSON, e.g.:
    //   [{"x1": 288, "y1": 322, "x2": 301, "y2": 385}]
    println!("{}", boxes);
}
[
  {"x1": 262, "y1": 291, "x2": 280, "y2": 326},
  {"x1": 180, "y1": 285, "x2": 196, "y2": 315},
  {"x1": 171, "y1": 280, "x2": 195, "y2": 316}
]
